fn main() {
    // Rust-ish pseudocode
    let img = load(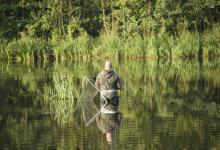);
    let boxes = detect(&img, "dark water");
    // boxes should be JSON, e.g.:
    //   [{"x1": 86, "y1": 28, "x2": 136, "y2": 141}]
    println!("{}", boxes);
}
[{"x1": 0, "y1": 60, "x2": 220, "y2": 150}]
